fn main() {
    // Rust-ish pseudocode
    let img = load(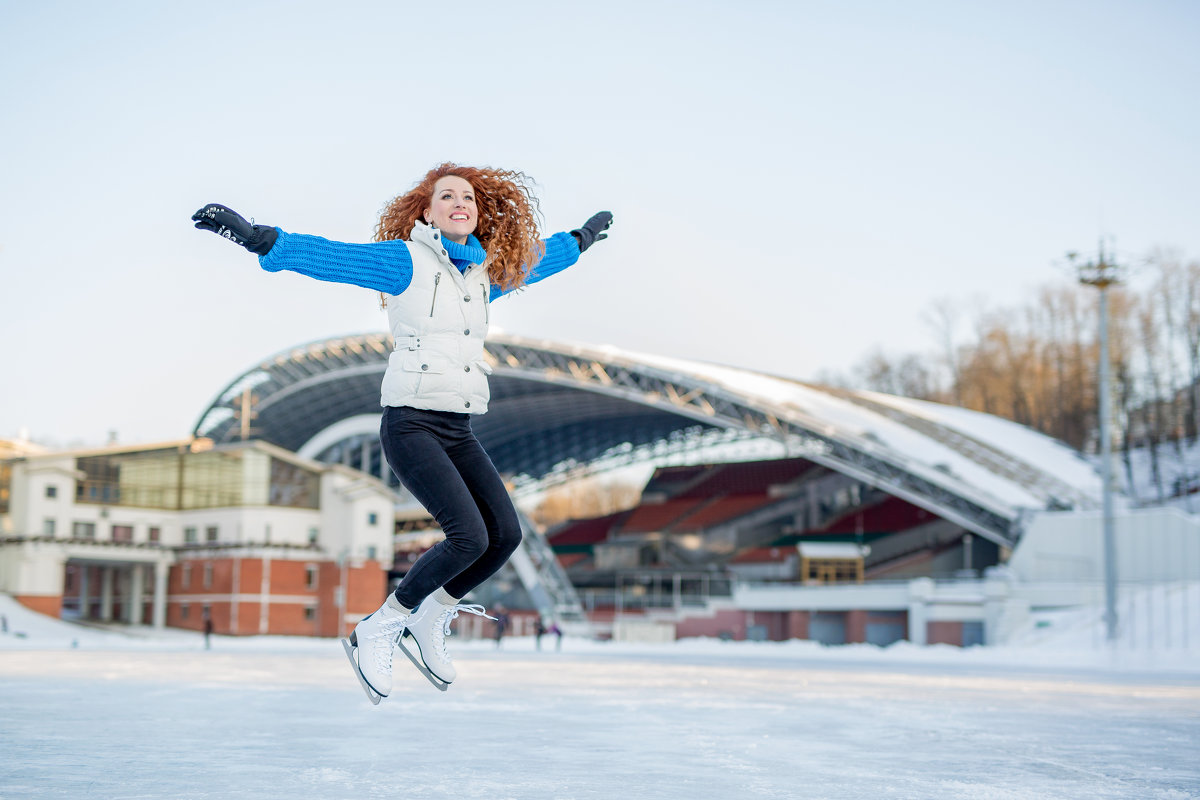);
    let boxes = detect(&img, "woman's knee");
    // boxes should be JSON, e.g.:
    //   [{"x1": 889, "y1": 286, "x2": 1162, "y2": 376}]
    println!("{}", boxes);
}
[
  {"x1": 495, "y1": 518, "x2": 523, "y2": 556},
  {"x1": 446, "y1": 522, "x2": 489, "y2": 561}
]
